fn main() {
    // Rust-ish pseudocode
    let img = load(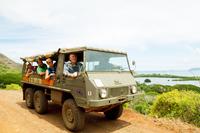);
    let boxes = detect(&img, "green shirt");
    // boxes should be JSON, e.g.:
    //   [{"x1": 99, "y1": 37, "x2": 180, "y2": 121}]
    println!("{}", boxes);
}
[{"x1": 37, "y1": 64, "x2": 47, "y2": 74}]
